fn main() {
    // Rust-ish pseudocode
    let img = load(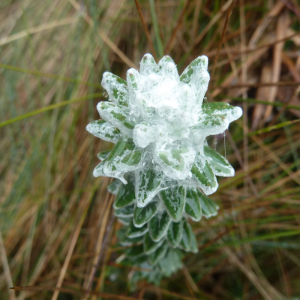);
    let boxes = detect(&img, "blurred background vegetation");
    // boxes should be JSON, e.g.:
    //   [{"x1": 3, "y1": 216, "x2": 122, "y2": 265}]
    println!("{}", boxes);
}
[{"x1": 0, "y1": 0, "x2": 300, "y2": 299}]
